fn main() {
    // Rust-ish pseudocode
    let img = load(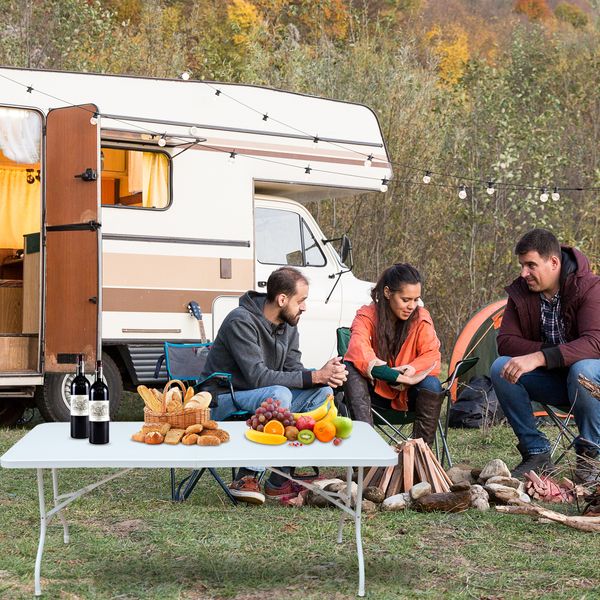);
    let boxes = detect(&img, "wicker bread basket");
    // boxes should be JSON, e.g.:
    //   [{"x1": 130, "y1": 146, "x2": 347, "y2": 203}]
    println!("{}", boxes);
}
[{"x1": 143, "y1": 379, "x2": 210, "y2": 428}]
